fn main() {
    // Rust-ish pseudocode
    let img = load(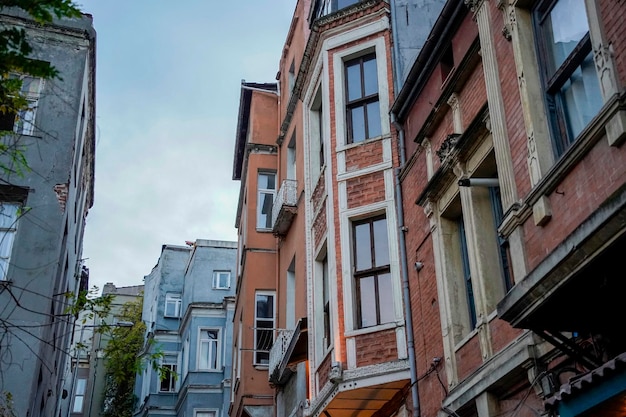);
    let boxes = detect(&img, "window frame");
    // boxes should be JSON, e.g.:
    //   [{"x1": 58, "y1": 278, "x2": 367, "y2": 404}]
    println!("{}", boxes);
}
[
  {"x1": 197, "y1": 328, "x2": 221, "y2": 371},
  {"x1": 0, "y1": 201, "x2": 22, "y2": 281},
  {"x1": 533, "y1": 0, "x2": 602, "y2": 156},
  {"x1": 164, "y1": 293, "x2": 182, "y2": 318},
  {"x1": 256, "y1": 171, "x2": 277, "y2": 230},
  {"x1": 352, "y1": 214, "x2": 393, "y2": 329},
  {"x1": 72, "y1": 377, "x2": 87, "y2": 413},
  {"x1": 212, "y1": 271, "x2": 231, "y2": 289},
  {"x1": 254, "y1": 291, "x2": 276, "y2": 366},
  {"x1": 344, "y1": 53, "x2": 381, "y2": 144},
  {"x1": 0, "y1": 74, "x2": 43, "y2": 136},
  {"x1": 159, "y1": 355, "x2": 178, "y2": 392}
]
